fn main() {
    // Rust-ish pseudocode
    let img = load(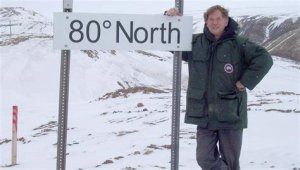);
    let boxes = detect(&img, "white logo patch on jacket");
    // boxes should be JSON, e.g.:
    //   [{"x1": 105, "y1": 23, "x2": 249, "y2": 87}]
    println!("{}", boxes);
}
[{"x1": 224, "y1": 63, "x2": 234, "y2": 74}]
